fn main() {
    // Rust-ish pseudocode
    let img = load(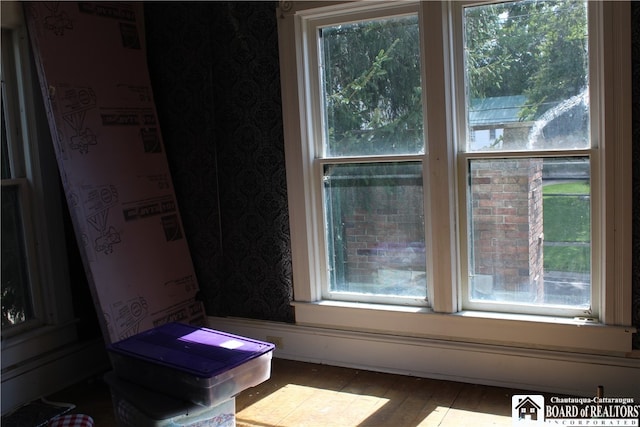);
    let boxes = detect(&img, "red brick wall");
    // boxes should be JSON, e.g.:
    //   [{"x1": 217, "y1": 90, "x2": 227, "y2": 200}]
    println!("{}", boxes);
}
[
  {"x1": 336, "y1": 159, "x2": 543, "y2": 301},
  {"x1": 470, "y1": 159, "x2": 544, "y2": 301},
  {"x1": 342, "y1": 185, "x2": 425, "y2": 285}
]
